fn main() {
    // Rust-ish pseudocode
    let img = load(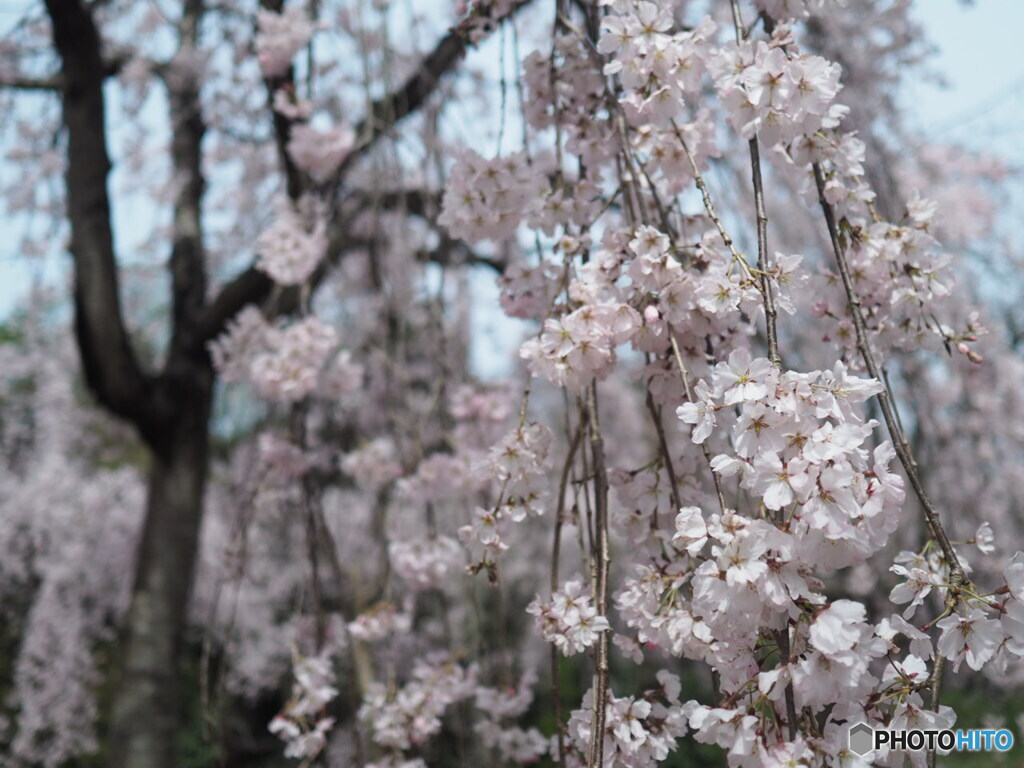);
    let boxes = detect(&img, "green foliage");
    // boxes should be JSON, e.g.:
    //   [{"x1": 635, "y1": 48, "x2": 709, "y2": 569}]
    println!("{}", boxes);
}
[{"x1": 939, "y1": 683, "x2": 1023, "y2": 767}]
